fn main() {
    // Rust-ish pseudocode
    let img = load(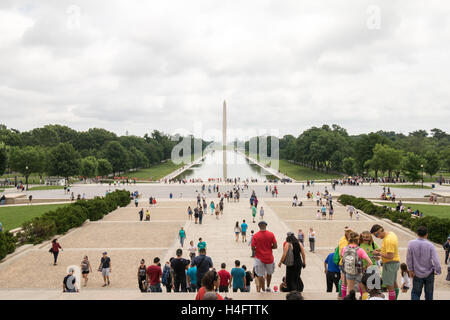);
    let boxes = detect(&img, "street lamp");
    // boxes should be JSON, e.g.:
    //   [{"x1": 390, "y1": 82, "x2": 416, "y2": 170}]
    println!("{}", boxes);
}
[
  {"x1": 25, "y1": 166, "x2": 29, "y2": 191},
  {"x1": 420, "y1": 164, "x2": 424, "y2": 189}
]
